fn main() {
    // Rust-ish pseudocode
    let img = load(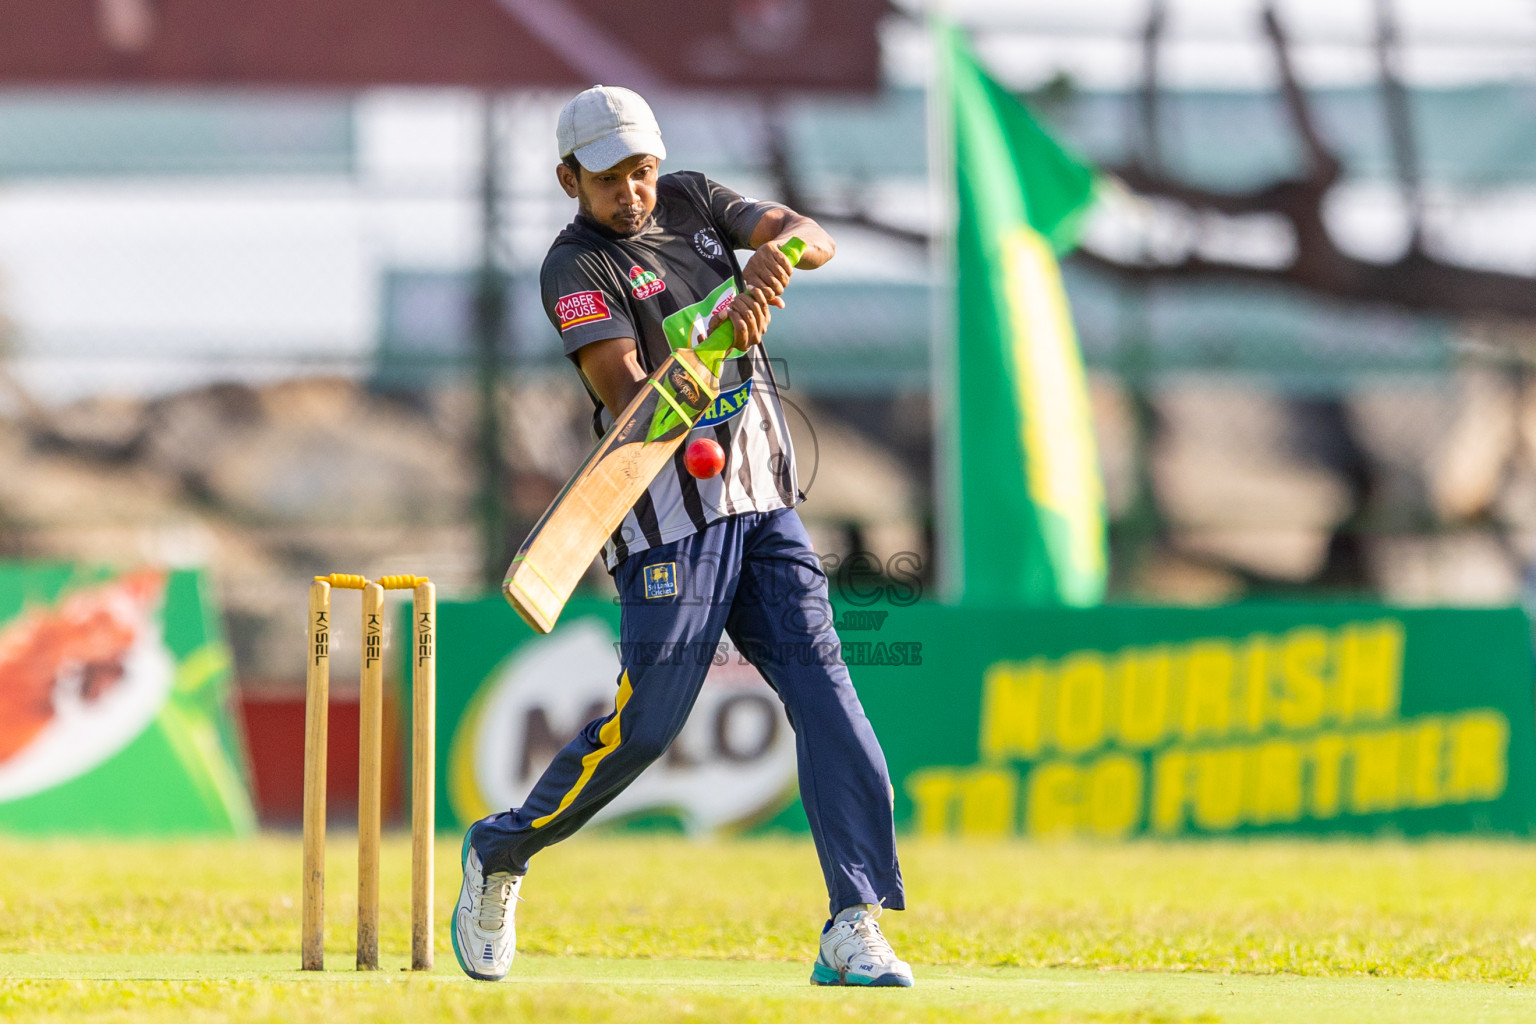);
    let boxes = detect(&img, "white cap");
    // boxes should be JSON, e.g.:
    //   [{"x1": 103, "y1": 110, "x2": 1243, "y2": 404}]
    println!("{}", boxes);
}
[{"x1": 557, "y1": 85, "x2": 667, "y2": 172}]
